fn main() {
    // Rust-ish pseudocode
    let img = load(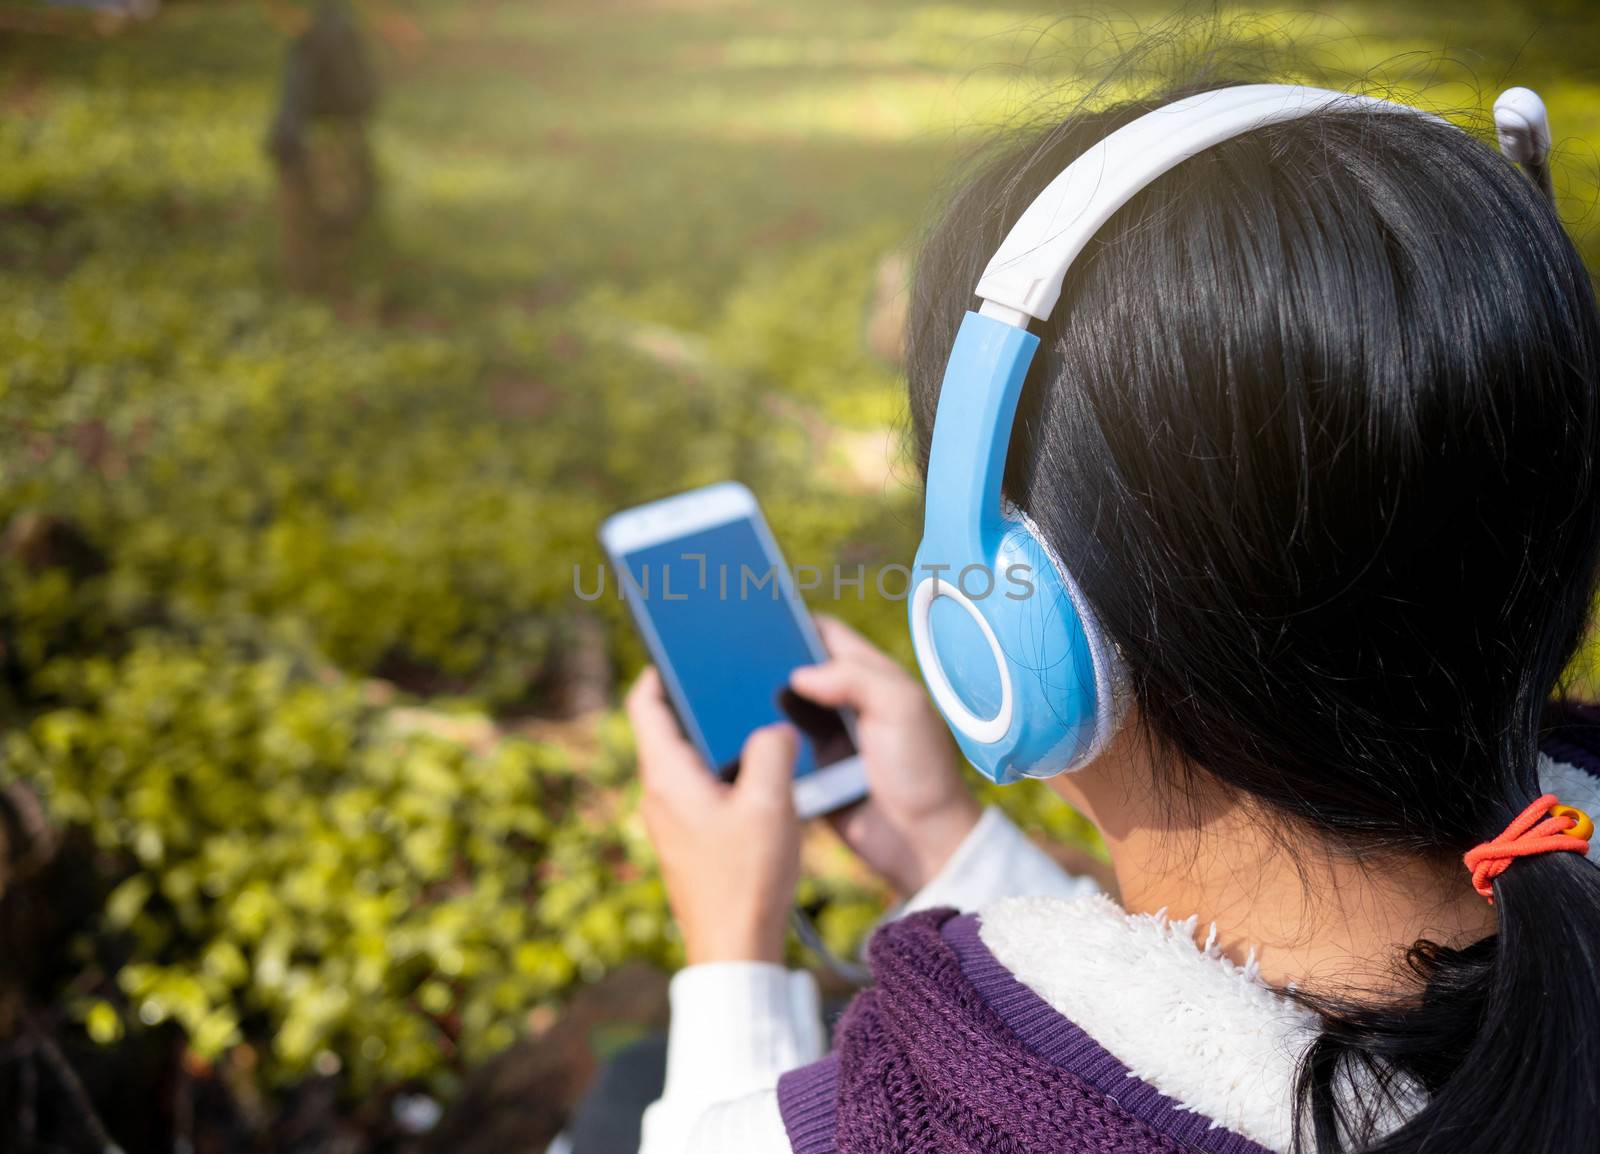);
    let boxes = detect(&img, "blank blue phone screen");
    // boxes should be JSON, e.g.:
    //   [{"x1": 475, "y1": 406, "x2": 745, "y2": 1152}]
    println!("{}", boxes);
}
[{"x1": 620, "y1": 518, "x2": 852, "y2": 779}]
